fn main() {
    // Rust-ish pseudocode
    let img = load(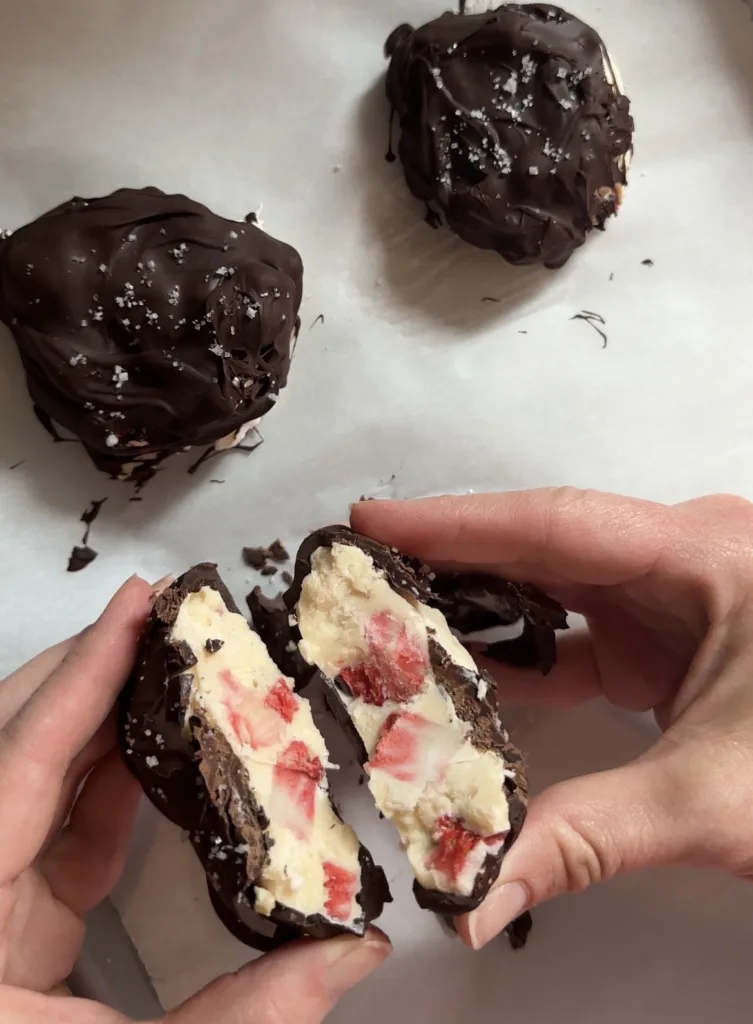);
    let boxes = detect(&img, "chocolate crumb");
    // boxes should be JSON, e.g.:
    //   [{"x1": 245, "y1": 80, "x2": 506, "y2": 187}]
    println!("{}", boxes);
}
[
  {"x1": 481, "y1": 296, "x2": 501, "y2": 303},
  {"x1": 281, "y1": 571, "x2": 293, "y2": 586},
  {"x1": 129, "y1": 497, "x2": 143, "y2": 502},
  {"x1": 205, "y1": 638, "x2": 224, "y2": 653},
  {"x1": 67, "y1": 545, "x2": 98, "y2": 572},
  {"x1": 641, "y1": 258, "x2": 654, "y2": 266},
  {"x1": 9, "y1": 460, "x2": 25, "y2": 470},
  {"x1": 243, "y1": 546, "x2": 269, "y2": 569},
  {"x1": 268, "y1": 539, "x2": 289, "y2": 563},
  {"x1": 209, "y1": 479, "x2": 225, "y2": 484},
  {"x1": 260, "y1": 565, "x2": 278, "y2": 577},
  {"x1": 310, "y1": 314, "x2": 325, "y2": 329}
]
